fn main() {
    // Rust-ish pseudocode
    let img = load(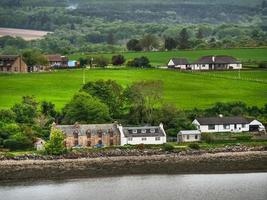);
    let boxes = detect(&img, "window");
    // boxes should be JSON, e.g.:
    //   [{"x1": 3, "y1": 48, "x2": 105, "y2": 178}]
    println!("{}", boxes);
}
[
  {"x1": 155, "y1": 137, "x2": 160, "y2": 141},
  {"x1": 142, "y1": 137, "x2": 147, "y2": 141},
  {"x1": 186, "y1": 135, "x2": 190, "y2": 140},
  {"x1": 150, "y1": 129, "x2": 155, "y2": 133},
  {"x1": 74, "y1": 140, "x2": 78, "y2": 146},
  {"x1": 98, "y1": 131, "x2": 102, "y2": 138},
  {"x1": 141, "y1": 129, "x2": 146, "y2": 134},
  {"x1": 132, "y1": 129, "x2": 137, "y2": 134},
  {"x1": 128, "y1": 137, "x2": 133, "y2": 141},
  {"x1": 223, "y1": 124, "x2": 230, "y2": 129},
  {"x1": 109, "y1": 129, "x2": 114, "y2": 137},
  {"x1": 234, "y1": 124, "x2": 237, "y2": 129},
  {"x1": 242, "y1": 124, "x2": 246, "y2": 128},
  {"x1": 110, "y1": 139, "x2": 114, "y2": 146},
  {"x1": 73, "y1": 131, "x2": 79, "y2": 138},
  {"x1": 86, "y1": 131, "x2": 91, "y2": 138},
  {"x1": 195, "y1": 135, "x2": 198, "y2": 140},
  {"x1": 208, "y1": 125, "x2": 215, "y2": 130},
  {"x1": 87, "y1": 141, "x2": 91, "y2": 147}
]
